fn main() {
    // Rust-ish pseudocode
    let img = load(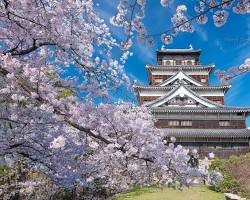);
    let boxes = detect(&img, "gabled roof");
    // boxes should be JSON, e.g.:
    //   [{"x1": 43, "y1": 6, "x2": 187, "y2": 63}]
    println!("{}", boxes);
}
[
  {"x1": 145, "y1": 85, "x2": 223, "y2": 108},
  {"x1": 163, "y1": 128, "x2": 250, "y2": 138},
  {"x1": 158, "y1": 70, "x2": 204, "y2": 86}
]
